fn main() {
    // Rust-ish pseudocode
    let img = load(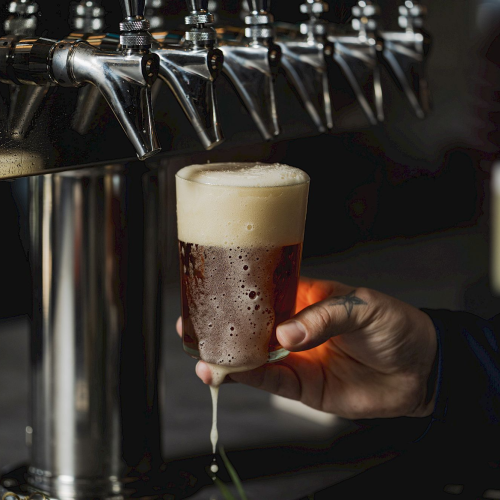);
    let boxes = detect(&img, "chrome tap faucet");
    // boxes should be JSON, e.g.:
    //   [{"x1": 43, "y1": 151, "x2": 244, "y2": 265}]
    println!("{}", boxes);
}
[
  {"x1": 216, "y1": 0, "x2": 281, "y2": 140},
  {"x1": 0, "y1": 0, "x2": 161, "y2": 159},
  {"x1": 329, "y1": 0, "x2": 384, "y2": 125},
  {"x1": 4, "y1": 0, "x2": 48, "y2": 140},
  {"x1": 149, "y1": 0, "x2": 224, "y2": 150},
  {"x1": 69, "y1": 0, "x2": 110, "y2": 136},
  {"x1": 380, "y1": 1, "x2": 431, "y2": 118},
  {"x1": 276, "y1": 0, "x2": 333, "y2": 133}
]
